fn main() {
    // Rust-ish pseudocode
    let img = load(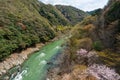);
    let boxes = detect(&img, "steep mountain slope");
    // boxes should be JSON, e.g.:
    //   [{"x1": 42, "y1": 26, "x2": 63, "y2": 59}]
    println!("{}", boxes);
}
[
  {"x1": 73, "y1": 0, "x2": 120, "y2": 52},
  {"x1": 71, "y1": 0, "x2": 120, "y2": 61},
  {"x1": 0, "y1": 0, "x2": 86, "y2": 61},
  {"x1": 39, "y1": 4, "x2": 70, "y2": 26},
  {"x1": 87, "y1": 8, "x2": 102, "y2": 16},
  {"x1": 55, "y1": 5, "x2": 89, "y2": 25},
  {"x1": 0, "y1": 0, "x2": 56, "y2": 61},
  {"x1": 62, "y1": 0, "x2": 120, "y2": 79},
  {"x1": 94, "y1": 0, "x2": 120, "y2": 51}
]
